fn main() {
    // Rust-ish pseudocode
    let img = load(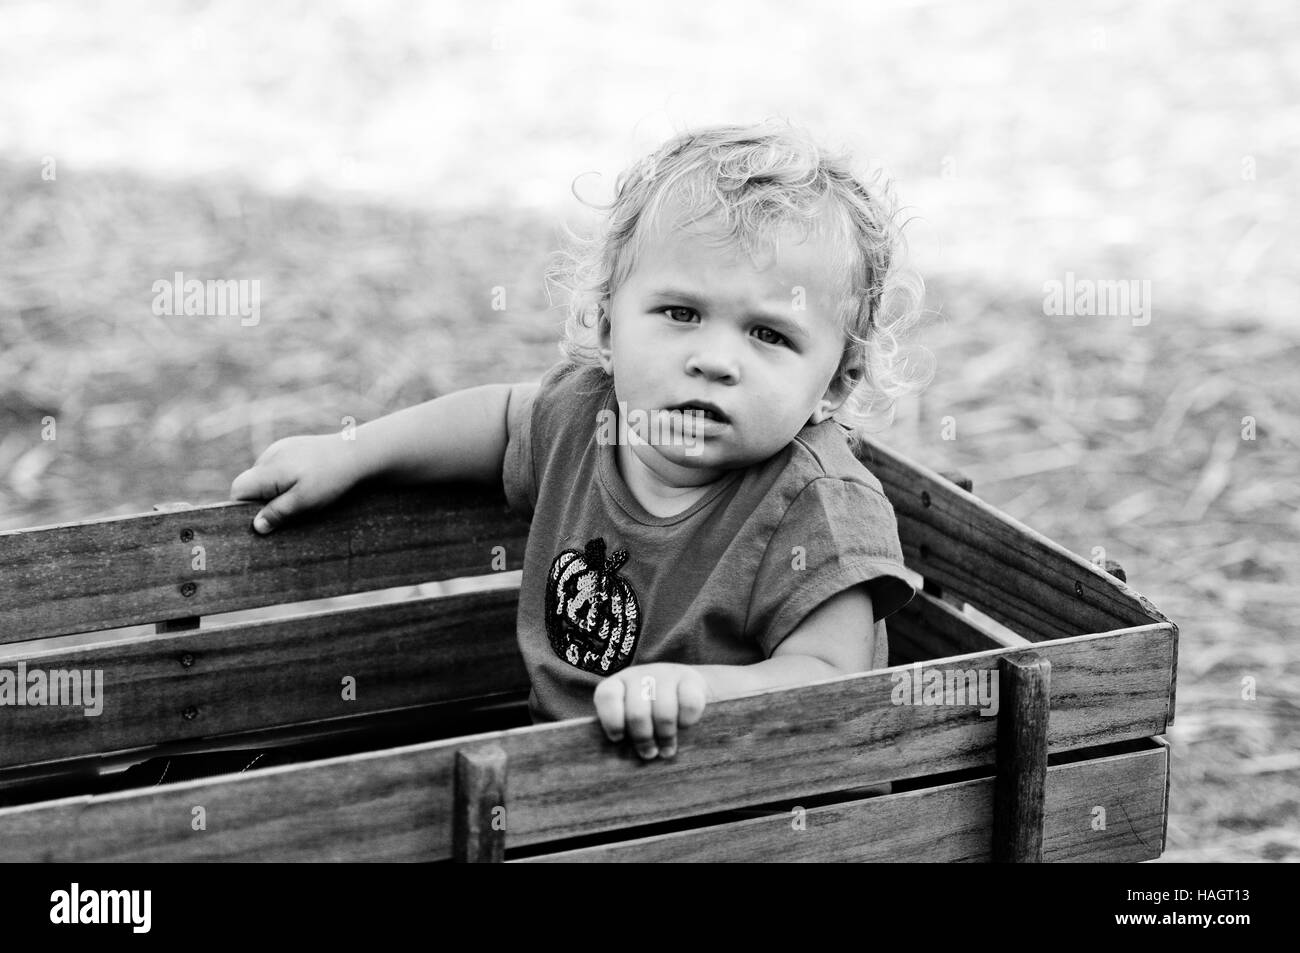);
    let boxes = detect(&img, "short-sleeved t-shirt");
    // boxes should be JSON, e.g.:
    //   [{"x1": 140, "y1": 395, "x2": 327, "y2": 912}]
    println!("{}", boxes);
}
[{"x1": 502, "y1": 360, "x2": 915, "y2": 722}]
